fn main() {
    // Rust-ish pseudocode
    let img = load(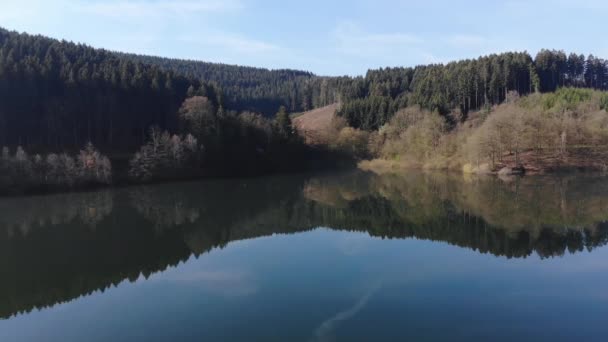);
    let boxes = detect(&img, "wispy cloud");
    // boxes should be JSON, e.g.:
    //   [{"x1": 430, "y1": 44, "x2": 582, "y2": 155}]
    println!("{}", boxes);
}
[
  {"x1": 78, "y1": 0, "x2": 244, "y2": 18},
  {"x1": 327, "y1": 20, "x2": 447, "y2": 71},
  {"x1": 332, "y1": 21, "x2": 422, "y2": 56},
  {"x1": 178, "y1": 33, "x2": 281, "y2": 54}
]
